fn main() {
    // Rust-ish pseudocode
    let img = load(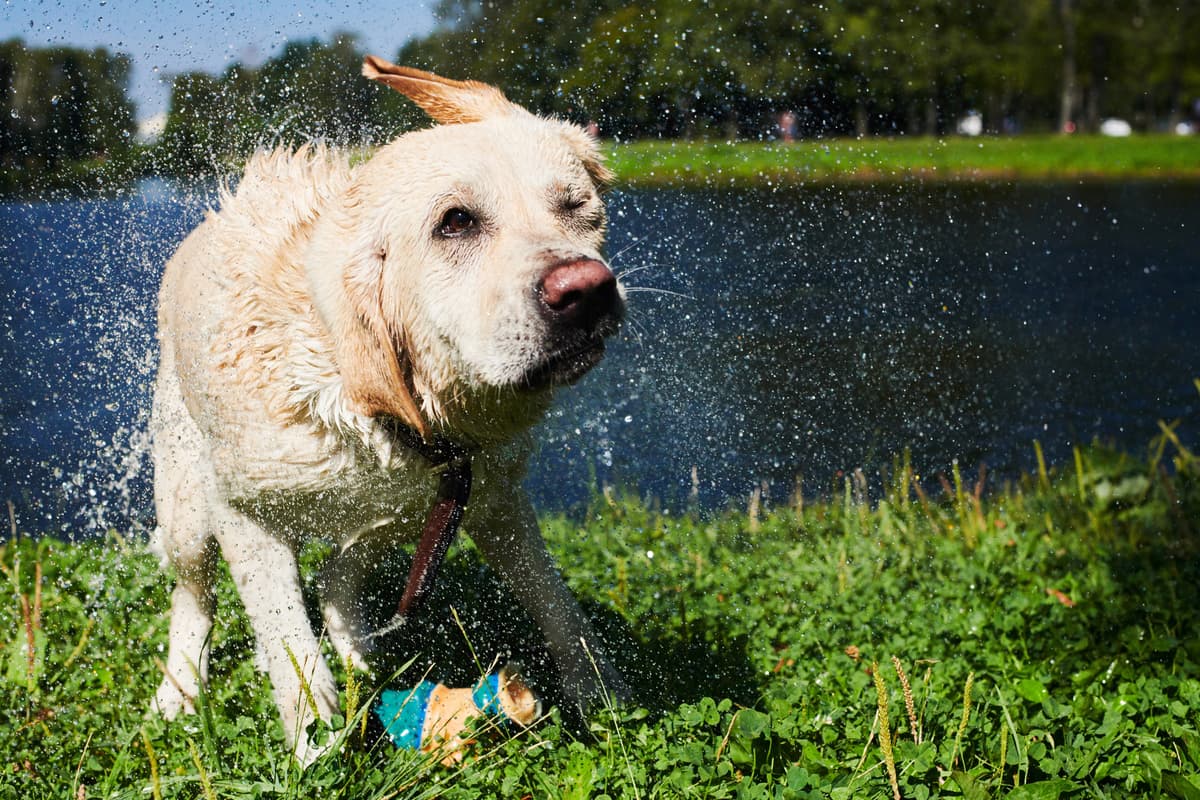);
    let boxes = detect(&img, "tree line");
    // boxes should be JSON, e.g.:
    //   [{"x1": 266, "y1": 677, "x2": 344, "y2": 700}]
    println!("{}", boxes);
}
[
  {"x1": 401, "y1": 0, "x2": 1199, "y2": 139},
  {"x1": 3, "y1": 1, "x2": 1199, "y2": 192},
  {"x1": 1, "y1": 40, "x2": 137, "y2": 194},
  {"x1": 154, "y1": 34, "x2": 427, "y2": 176}
]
